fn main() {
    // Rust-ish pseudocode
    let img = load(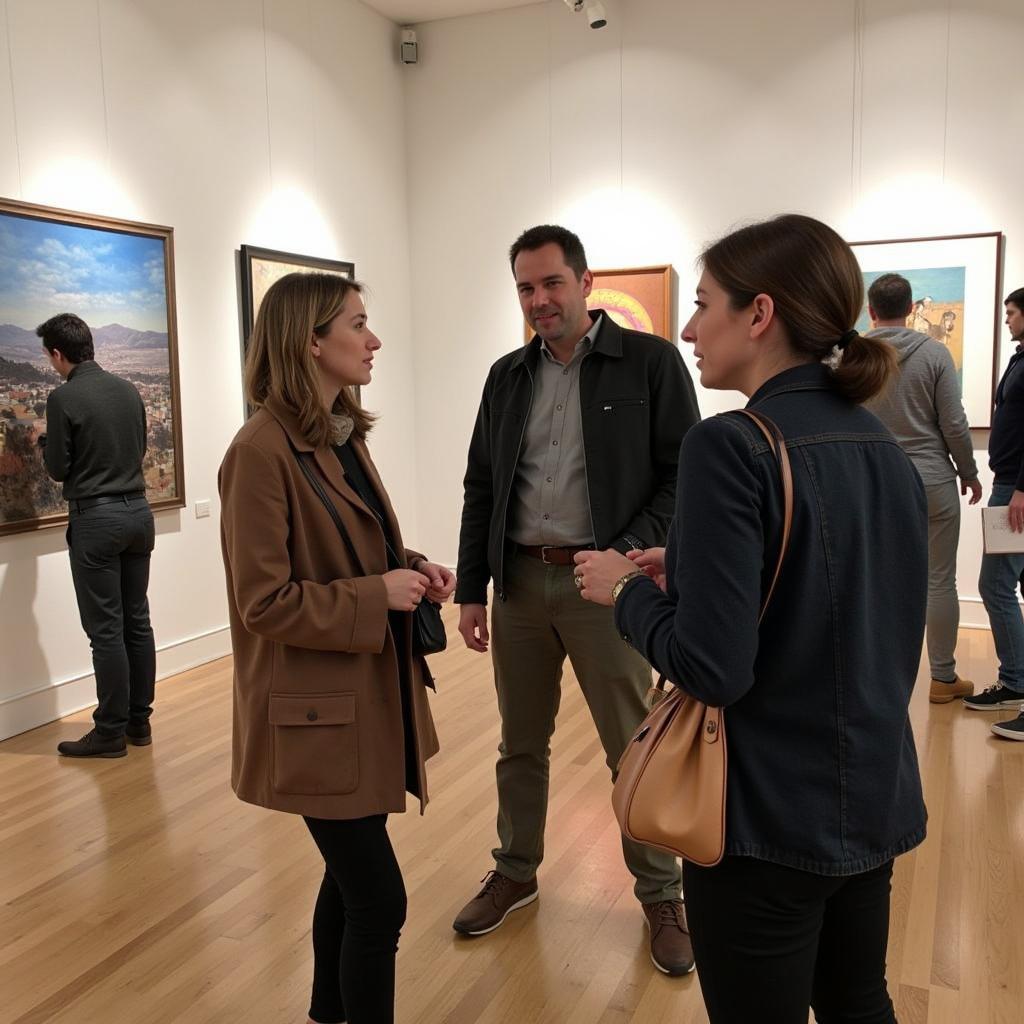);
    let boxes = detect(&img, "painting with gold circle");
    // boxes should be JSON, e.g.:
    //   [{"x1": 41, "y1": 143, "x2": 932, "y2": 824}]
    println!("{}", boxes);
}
[{"x1": 524, "y1": 265, "x2": 672, "y2": 343}]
